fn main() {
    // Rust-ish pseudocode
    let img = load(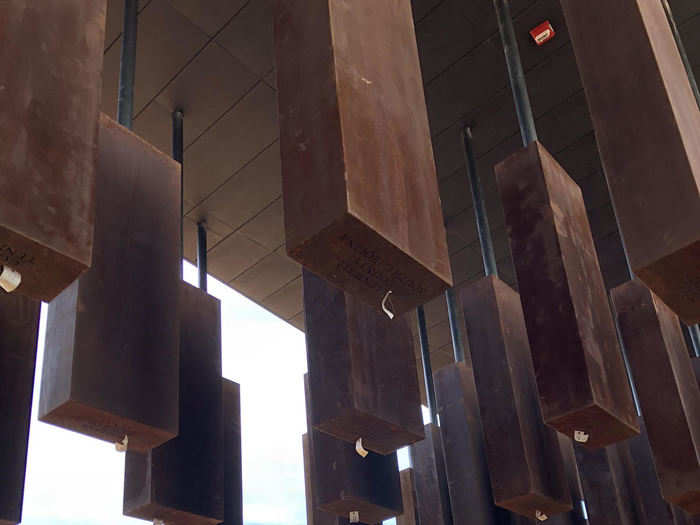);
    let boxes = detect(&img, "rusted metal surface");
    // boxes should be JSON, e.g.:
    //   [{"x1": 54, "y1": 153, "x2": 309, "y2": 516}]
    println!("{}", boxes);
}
[
  {"x1": 434, "y1": 362, "x2": 511, "y2": 525},
  {"x1": 559, "y1": 0, "x2": 700, "y2": 324},
  {"x1": 616, "y1": 419, "x2": 676, "y2": 524},
  {"x1": 396, "y1": 469, "x2": 419, "y2": 525},
  {"x1": 496, "y1": 141, "x2": 639, "y2": 448},
  {"x1": 39, "y1": 114, "x2": 181, "y2": 451},
  {"x1": 304, "y1": 375, "x2": 402, "y2": 523},
  {"x1": 692, "y1": 358, "x2": 700, "y2": 388},
  {"x1": 223, "y1": 379, "x2": 242, "y2": 525},
  {"x1": 274, "y1": 0, "x2": 452, "y2": 315},
  {"x1": 0, "y1": 293, "x2": 40, "y2": 525},
  {"x1": 303, "y1": 270, "x2": 423, "y2": 455},
  {"x1": 574, "y1": 445, "x2": 635, "y2": 525},
  {"x1": 461, "y1": 275, "x2": 572, "y2": 519},
  {"x1": 124, "y1": 283, "x2": 223, "y2": 525},
  {"x1": 612, "y1": 280, "x2": 700, "y2": 515},
  {"x1": 0, "y1": 0, "x2": 106, "y2": 301},
  {"x1": 409, "y1": 423, "x2": 453, "y2": 525}
]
